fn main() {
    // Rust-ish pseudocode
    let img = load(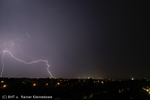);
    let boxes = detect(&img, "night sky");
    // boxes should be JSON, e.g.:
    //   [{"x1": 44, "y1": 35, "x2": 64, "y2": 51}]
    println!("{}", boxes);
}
[{"x1": 0, "y1": 0, "x2": 149, "y2": 79}]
